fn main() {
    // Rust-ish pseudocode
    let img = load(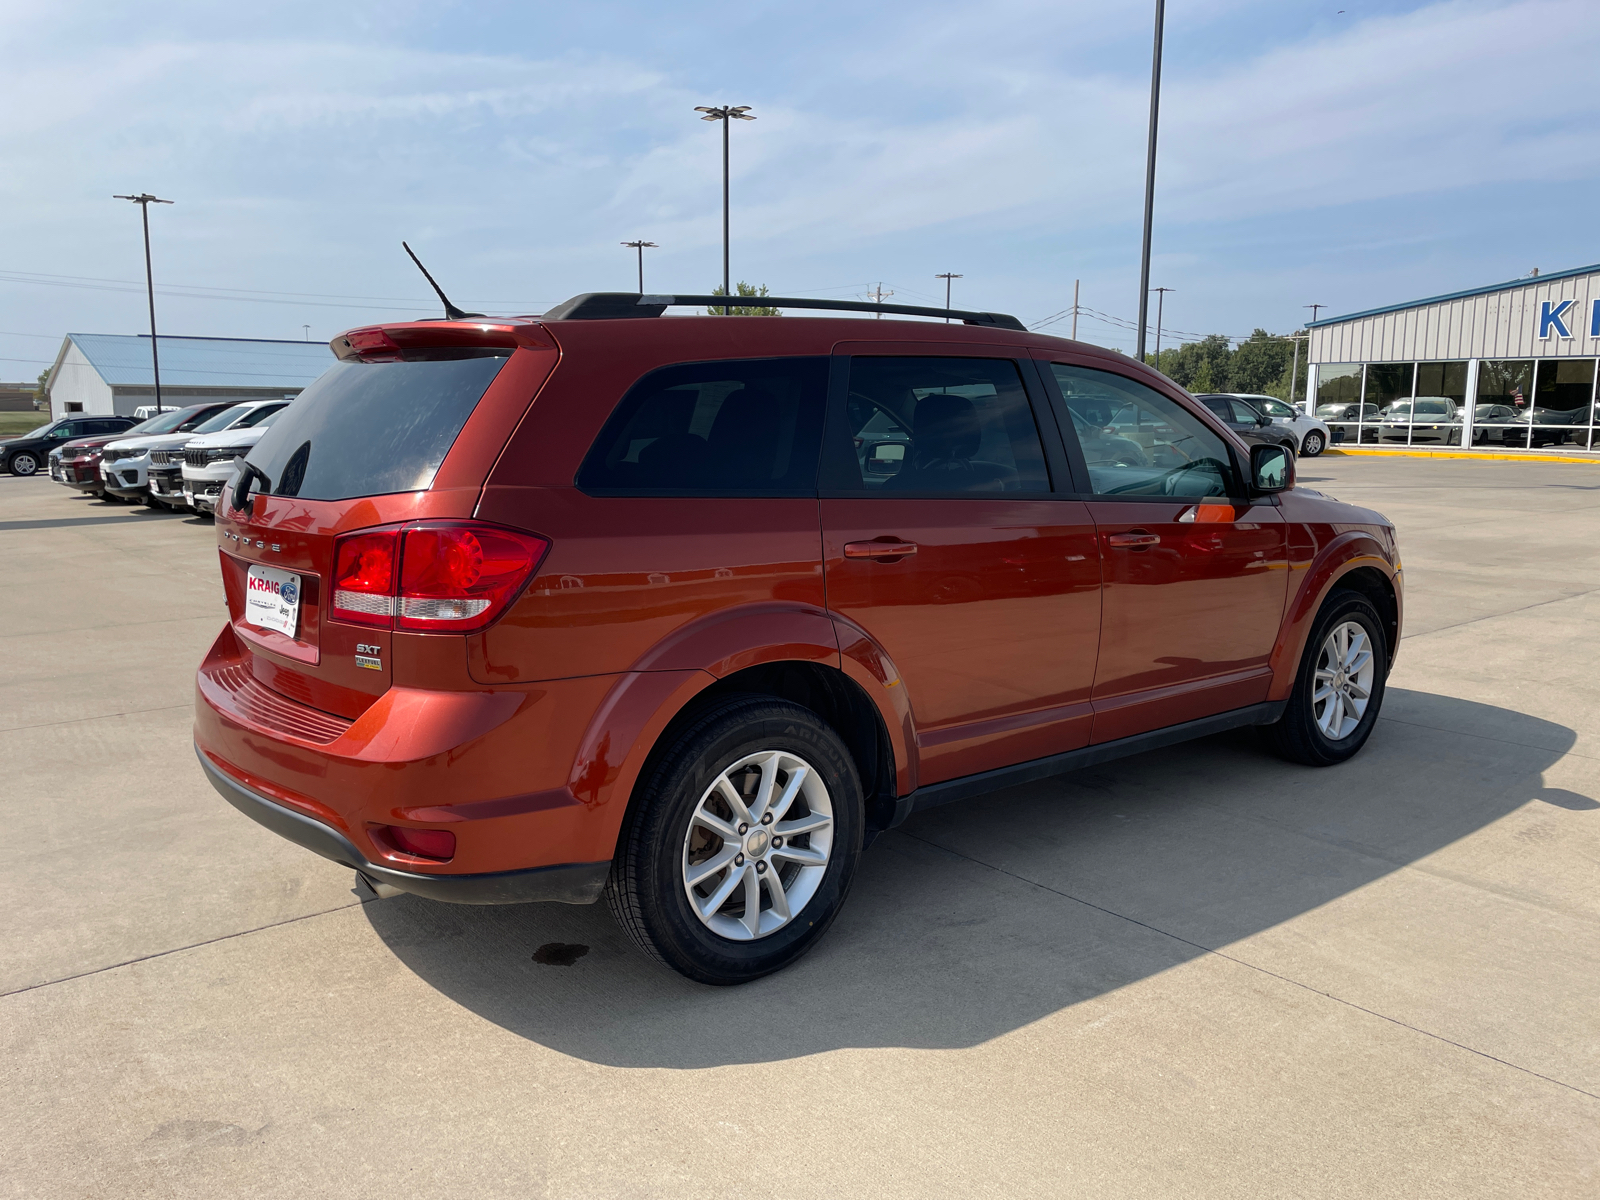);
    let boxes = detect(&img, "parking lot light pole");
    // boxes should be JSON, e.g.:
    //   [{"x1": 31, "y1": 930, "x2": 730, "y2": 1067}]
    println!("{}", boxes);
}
[
  {"x1": 694, "y1": 105, "x2": 755, "y2": 314},
  {"x1": 1135, "y1": 0, "x2": 1165, "y2": 362},
  {"x1": 622, "y1": 240, "x2": 658, "y2": 293},
  {"x1": 113, "y1": 193, "x2": 174, "y2": 413}
]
